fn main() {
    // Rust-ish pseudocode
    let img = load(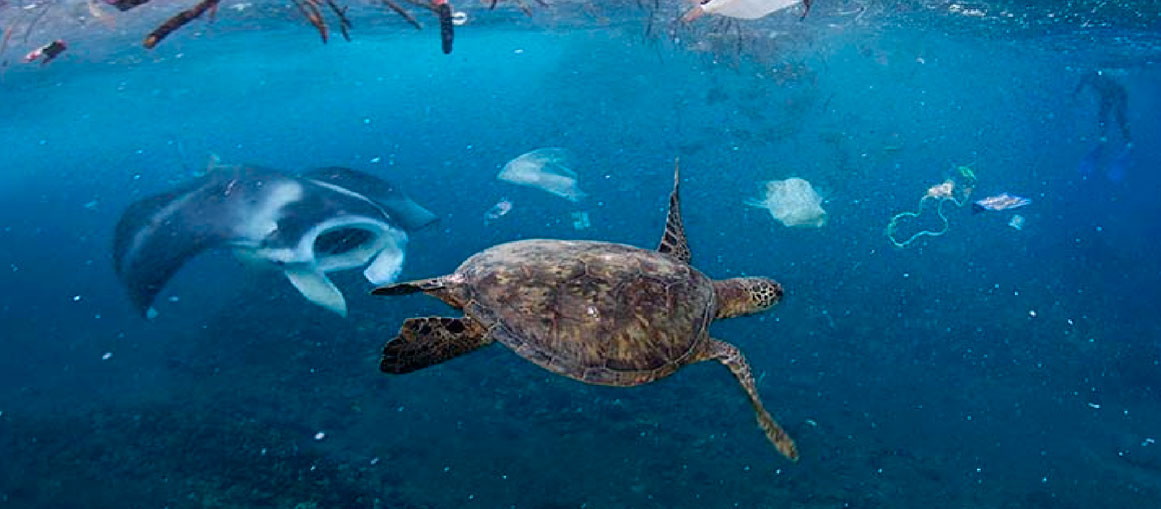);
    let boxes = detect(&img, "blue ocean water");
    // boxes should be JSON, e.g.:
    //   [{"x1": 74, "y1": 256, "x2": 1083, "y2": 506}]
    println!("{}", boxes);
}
[{"x1": 1, "y1": 1, "x2": 1160, "y2": 507}]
